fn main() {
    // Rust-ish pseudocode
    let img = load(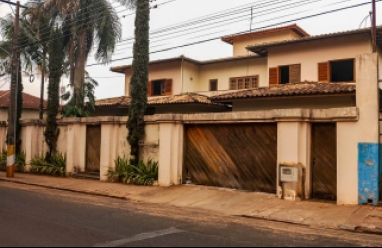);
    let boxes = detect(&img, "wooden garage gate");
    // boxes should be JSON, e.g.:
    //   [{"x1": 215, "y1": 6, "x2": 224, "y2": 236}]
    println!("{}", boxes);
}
[
  {"x1": 311, "y1": 123, "x2": 337, "y2": 201},
  {"x1": 184, "y1": 123, "x2": 277, "y2": 193}
]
